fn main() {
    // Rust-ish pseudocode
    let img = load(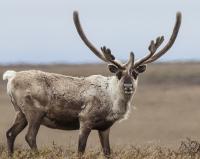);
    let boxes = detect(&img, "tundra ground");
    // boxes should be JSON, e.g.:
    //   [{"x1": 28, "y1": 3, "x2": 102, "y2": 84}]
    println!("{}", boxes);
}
[{"x1": 0, "y1": 62, "x2": 200, "y2": 158}]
